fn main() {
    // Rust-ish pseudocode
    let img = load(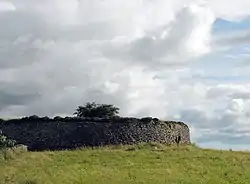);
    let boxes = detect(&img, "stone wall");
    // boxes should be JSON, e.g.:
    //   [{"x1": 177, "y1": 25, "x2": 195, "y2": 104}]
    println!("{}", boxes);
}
[{"x1": 0, "y1": 117, "x2": 190, "y2": 151}]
